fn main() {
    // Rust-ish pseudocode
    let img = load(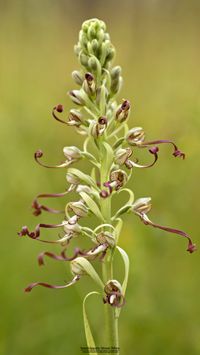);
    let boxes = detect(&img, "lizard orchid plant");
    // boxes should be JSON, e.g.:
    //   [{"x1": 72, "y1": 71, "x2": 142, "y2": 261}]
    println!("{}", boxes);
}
[{"x1": 18, "y1": 18, "x2": 196, "y2": 354}]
